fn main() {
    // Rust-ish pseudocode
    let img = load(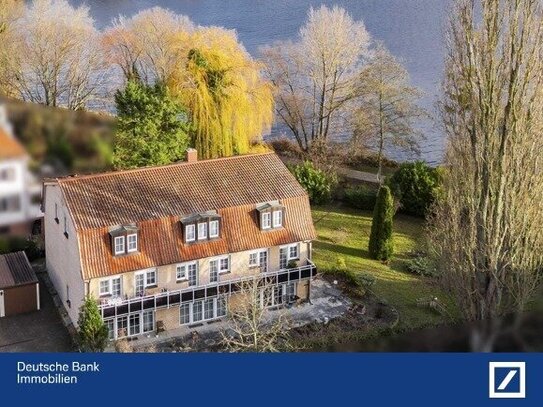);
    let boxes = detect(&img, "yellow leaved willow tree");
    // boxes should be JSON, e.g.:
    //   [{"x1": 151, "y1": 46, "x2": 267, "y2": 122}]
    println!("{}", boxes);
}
[{"x1": 168, "y1": 27, "x2": 274, "y2": 159}]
